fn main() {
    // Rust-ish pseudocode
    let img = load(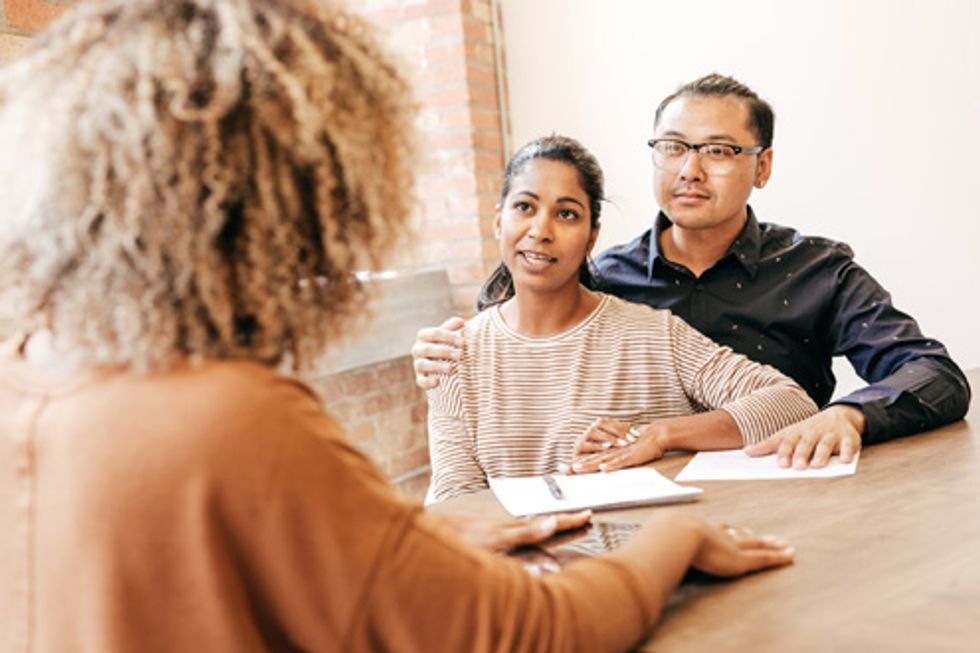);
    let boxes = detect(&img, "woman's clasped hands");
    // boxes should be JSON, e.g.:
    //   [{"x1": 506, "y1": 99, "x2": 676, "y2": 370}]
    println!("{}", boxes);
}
[{"x1": 563, "y1": 416, "x2": 669, "y2": 474}]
